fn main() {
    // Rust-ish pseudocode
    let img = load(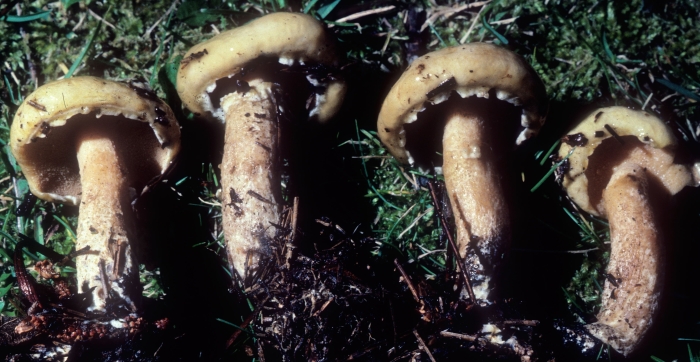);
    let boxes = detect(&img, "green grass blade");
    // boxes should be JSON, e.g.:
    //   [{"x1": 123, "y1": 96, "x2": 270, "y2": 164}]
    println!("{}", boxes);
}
[
  {"x1": 0, "y1": 231, "x2": 40, "y2": 260},
  {"x1": 61, "y1": 0, "x2": 81, "y2": 10},
  {"x1": 149, "y1": 8, "x2": 175, "y2": 86},
  {"x1": 530, "y1": 148, "x2": 574, "y2": 192},
  {"x1": 216, "y1": 318, "x2": 249, "y2": 332},
  {"x1": 601, "y1": 32, "x2": 615, "y2": 63},
  {"x1": 429, "y1": 23, "x2": 446, "y2": 48},
  {"x1": 3, "y1": 11, "x2": 51, "y2": 23},
  {"x1": 0, "y1": 230, "x2": 18, "y2": 246},
  {"x1": 689, "y1": 343, "x2": 698, "y2": 362},
  {"x1": 0, "y1": 284, "x2": 12, "y2": 298},
  {"x1": 65, "y1": 22, "x2": 101, "y2": 78},
  {"x1": 3, "y1": 75, "x2": 17, "y2": 105},
  {"x1": 561, "y1": 286, "x2": 584, "y2": 314},
  {"x1": 0, "y1": 247, "x2": 11, "y2": 261},
  {"x1": 316, "y1": 0, "x2": 340, "y2": 19},
  {"x1": 354, "y1": 121, "x2": 400, "y2": 210},
  {"x1": 482, "y1": 16, "x2": 508, "y2": 45},
  {"x1": 539, "y1": 140, "x2": 561, "y2": 166},
  {"x1": 302, "y1": 0, "x2": 320, "y2": 14},
  {"x1": 656, "y1": 78, "x2": 700, "y2": 102},
  {"x1": 52, "y1": 215, "x2": 77, "y2": 240}
]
